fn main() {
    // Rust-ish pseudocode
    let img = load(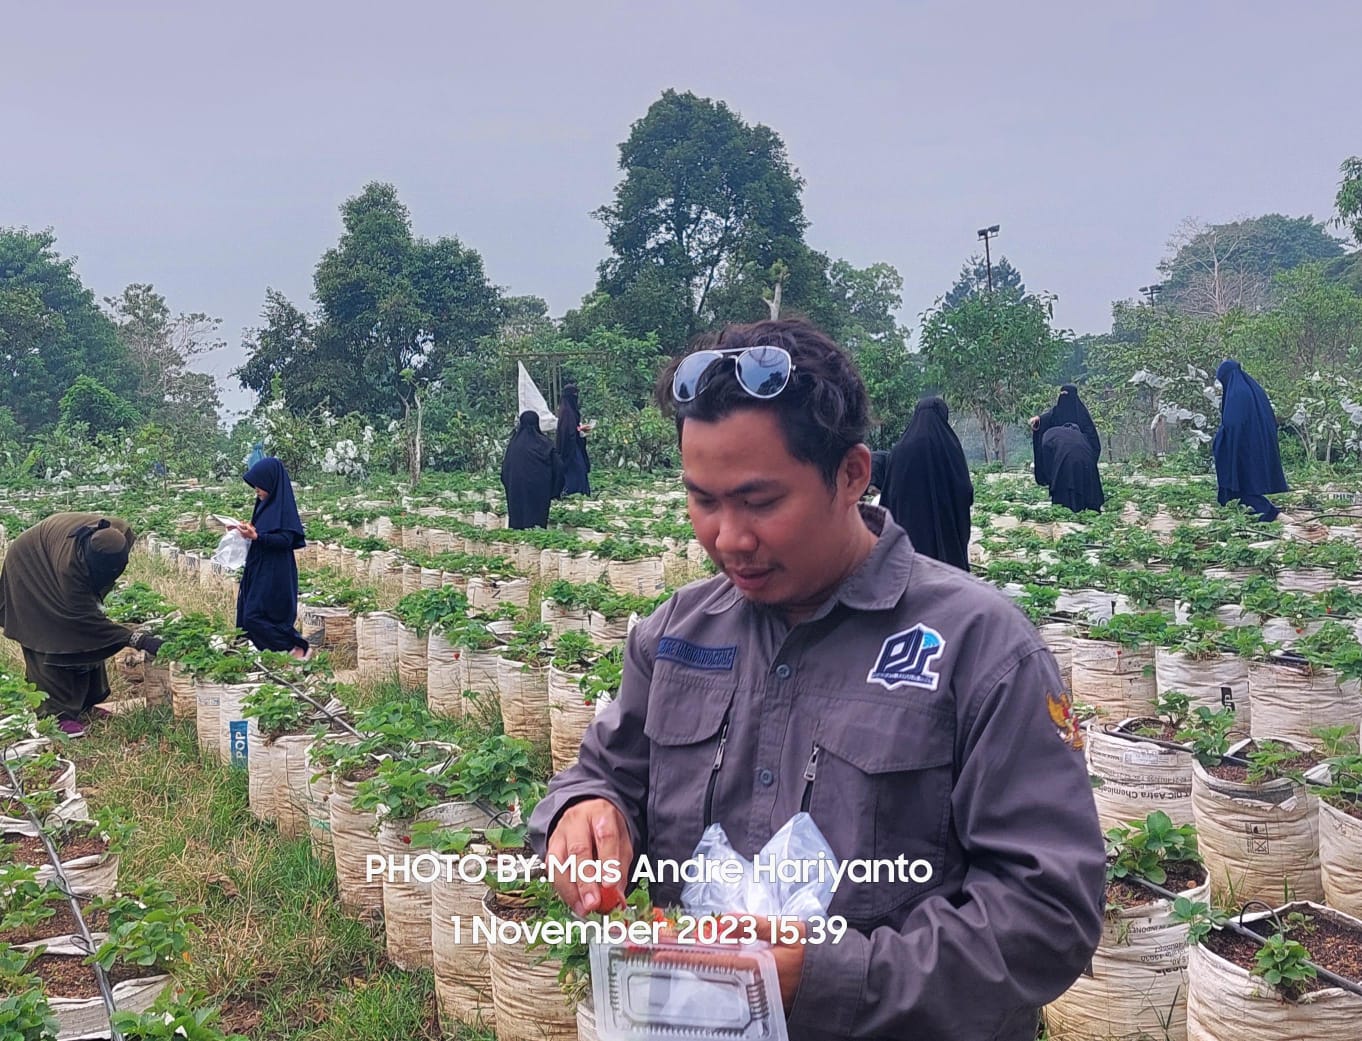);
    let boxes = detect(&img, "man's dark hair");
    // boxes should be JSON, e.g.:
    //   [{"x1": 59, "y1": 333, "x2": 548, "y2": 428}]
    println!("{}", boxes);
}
[{"x1": 655, "y1": 319, "x2": 870, "y2": 488}]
